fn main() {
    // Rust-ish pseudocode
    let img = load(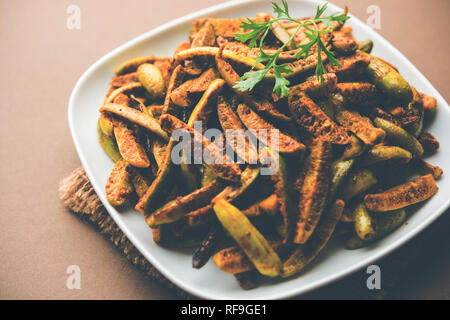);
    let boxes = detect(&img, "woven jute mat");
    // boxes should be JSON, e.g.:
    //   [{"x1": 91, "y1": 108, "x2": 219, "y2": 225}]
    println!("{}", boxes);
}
[{"x1": 59, "y1": 166, "x2": 425, "y2": 300}]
